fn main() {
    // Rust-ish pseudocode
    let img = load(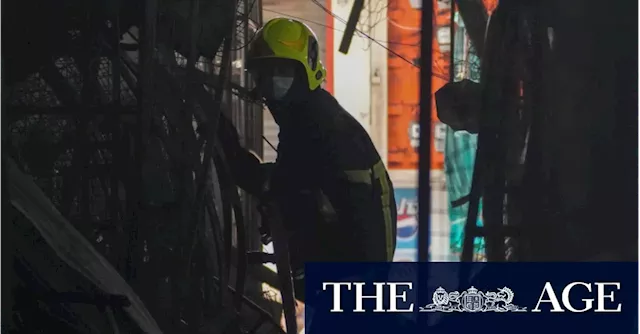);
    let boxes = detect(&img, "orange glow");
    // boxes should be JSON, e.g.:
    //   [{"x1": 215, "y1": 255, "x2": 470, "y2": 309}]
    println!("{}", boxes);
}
[{"x1": 387, "y1": 0, "x2": 450, "y2": 171}]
